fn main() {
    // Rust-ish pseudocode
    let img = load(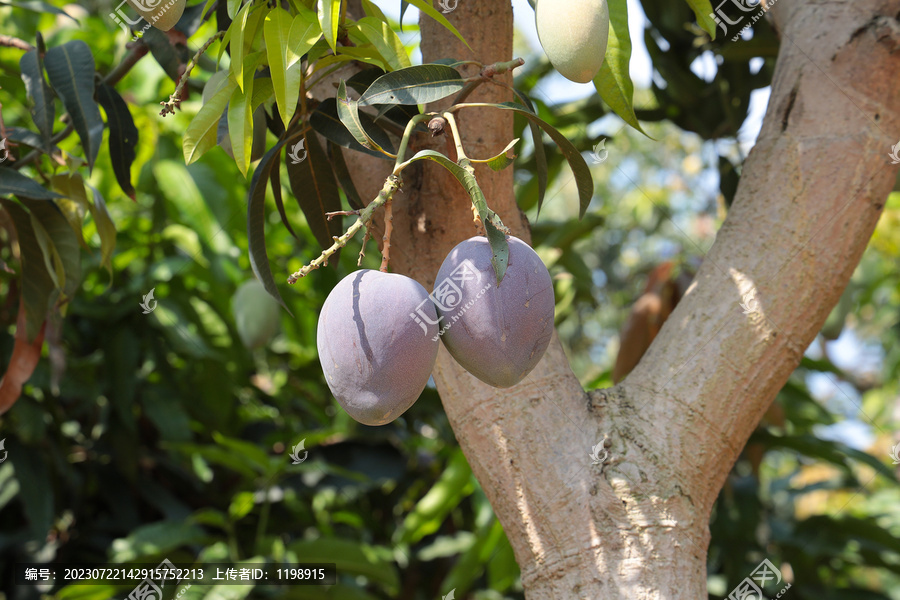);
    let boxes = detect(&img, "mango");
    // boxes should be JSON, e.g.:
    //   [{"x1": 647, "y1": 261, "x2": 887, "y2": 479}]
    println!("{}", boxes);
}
[{"x1": 535, "y1": 0, "x2": 610, "y2": 84}]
